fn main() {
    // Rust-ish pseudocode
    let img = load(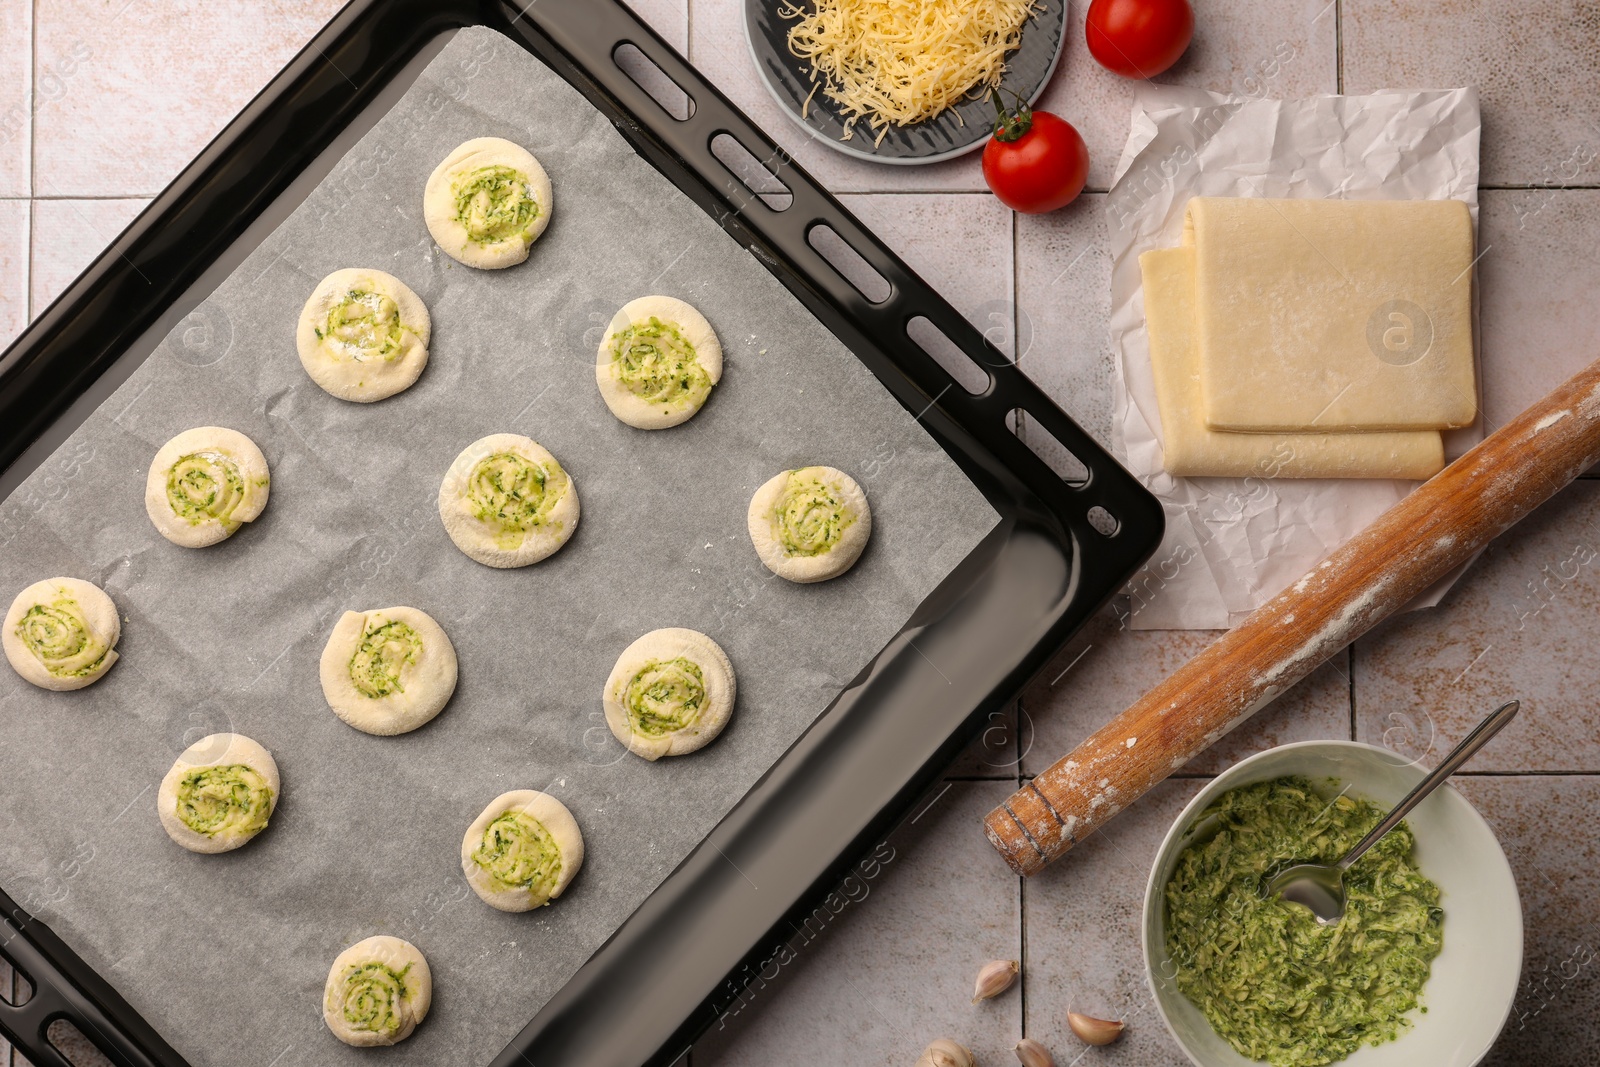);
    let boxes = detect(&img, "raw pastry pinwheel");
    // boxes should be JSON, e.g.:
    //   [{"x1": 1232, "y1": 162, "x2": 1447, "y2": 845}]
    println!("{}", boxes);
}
[
  {"x1": 747, "y1": 465, "x2": 872, "y2": 582},
  {"x1": 322, "y1": 935, "x2": 432, "y2": 1047},
  {"x1": 461, "y1": 789, "x2": 584, "y2": 912},
  {"x1": 2, "y1": 577, "x2": 120, "y2": 691},
  {"x1": 424, "y1": 136, "x2": 552, "y2": 269},
  {"x1": 296, "y1": 268, "x2": 430, "y2": 402},
  {"x1": 603, "y1": 627, "x2": 736, "y2": 760},
  {"x1": 157, "y1": 733, "x2": 279, "y2": 854},
  {"x1": 438, "y1": 433, "x2": 579, "y2": 568},
  {"x1": 319, "y1": 606, "x2": 458, "y2": 736},
  {"x1": 144, "y1": 426, "x2": 270, "y2": 547},
  {"x1": 595, "y1": 295, "x2": 723, "y2": 429}
]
